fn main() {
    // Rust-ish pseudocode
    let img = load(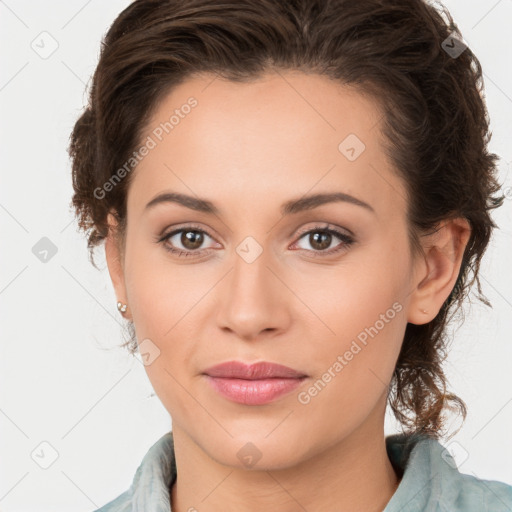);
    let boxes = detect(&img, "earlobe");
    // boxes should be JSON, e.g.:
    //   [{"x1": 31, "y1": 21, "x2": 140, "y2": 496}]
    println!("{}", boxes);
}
[
  {"x1": 407, "y1": 218, "x2": 471, "y2": 325},
  {"x1": 105, "y1": 212, "x2": 130, "y2": 319}
]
